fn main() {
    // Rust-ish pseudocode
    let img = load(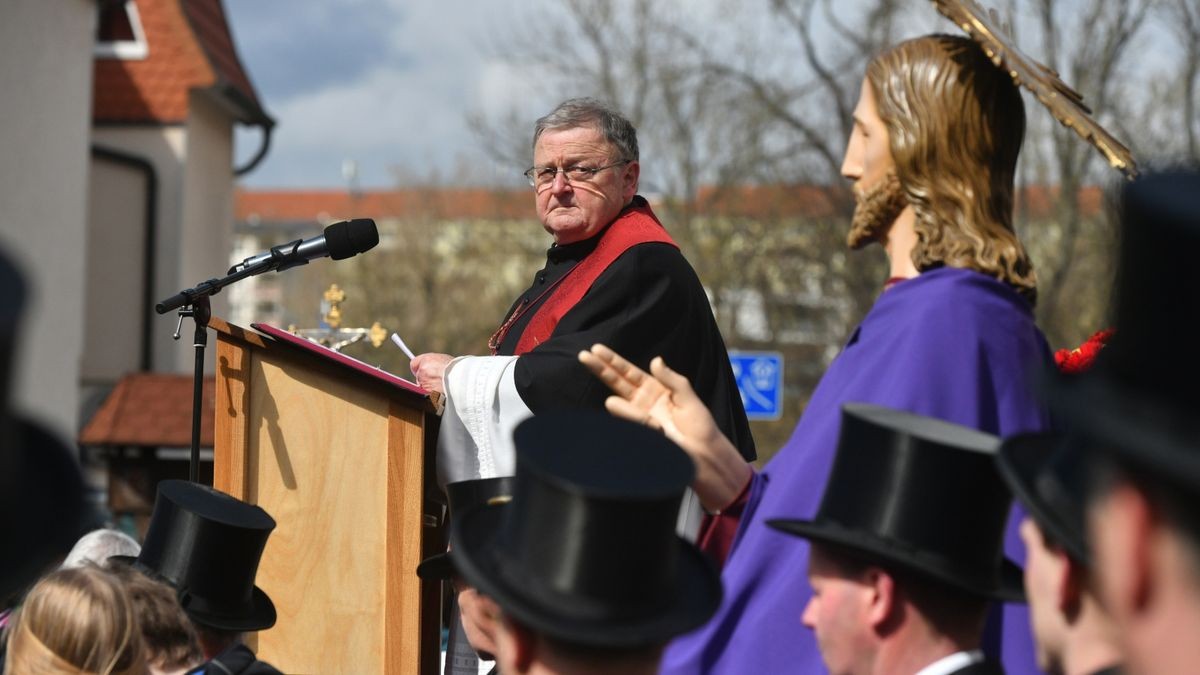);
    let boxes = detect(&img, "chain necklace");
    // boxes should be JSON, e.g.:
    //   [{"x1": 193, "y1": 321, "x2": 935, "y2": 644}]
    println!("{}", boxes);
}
[{"x1": 487, "y1": 272, "x2": 572, "y2": 354}]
